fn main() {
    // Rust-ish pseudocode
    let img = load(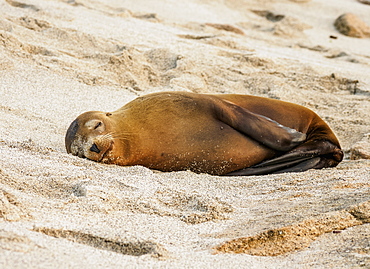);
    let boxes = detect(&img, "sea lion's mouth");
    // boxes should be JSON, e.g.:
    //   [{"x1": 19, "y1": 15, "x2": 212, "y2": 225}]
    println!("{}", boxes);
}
[{"x1": 98, "y1": 141, "x2": 114, "y2": 163}]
